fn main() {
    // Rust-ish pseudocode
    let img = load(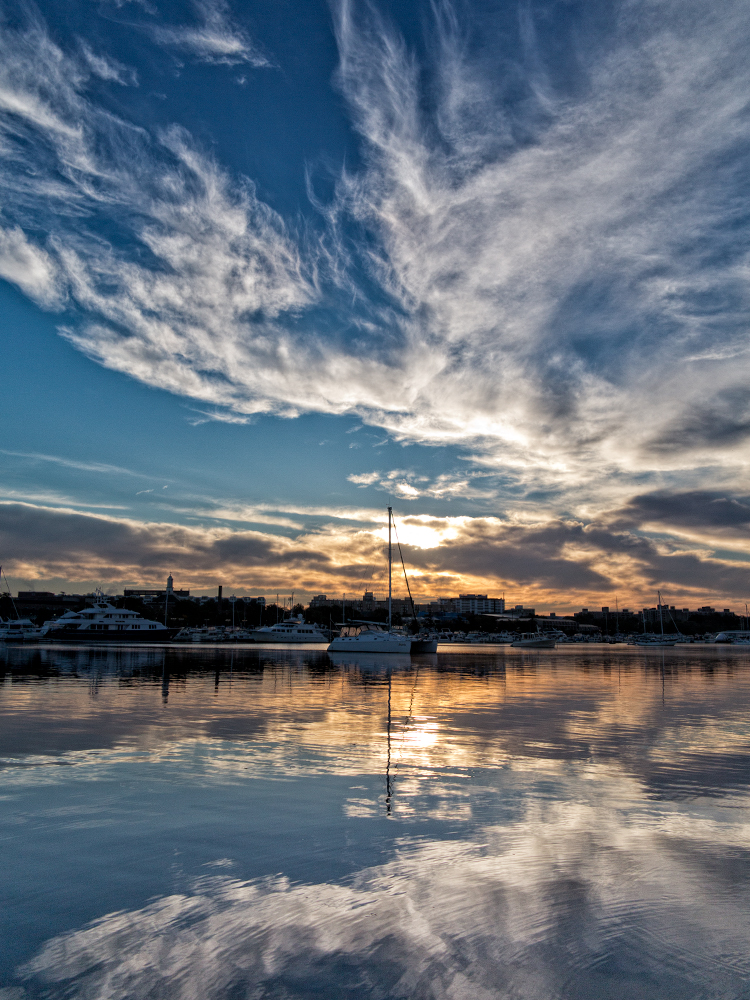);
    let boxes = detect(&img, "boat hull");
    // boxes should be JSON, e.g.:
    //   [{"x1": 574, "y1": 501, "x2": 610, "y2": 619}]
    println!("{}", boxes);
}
[
  {"x1": 410, "y1": 638, "x2": 439, "y2": 653},
  {"x1": 40, "y1": 628, "x2": 182, "y2": 643},
  {"x1": 250, "y1": 635, "x2": 328, "y2": 643},
  {"x1": 510, "y1": 639, "x2": 556, "y2": 648},
  {"x1": 328, "y1": 636, "x2": 413, "y2": 653}
]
